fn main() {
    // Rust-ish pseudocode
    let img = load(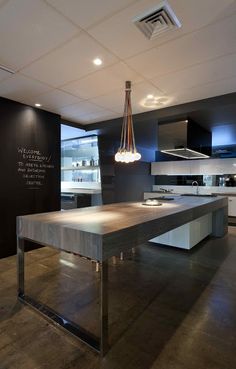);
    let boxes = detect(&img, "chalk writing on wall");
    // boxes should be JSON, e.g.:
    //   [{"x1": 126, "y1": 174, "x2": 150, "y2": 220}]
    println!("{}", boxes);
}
[{"x1": 17, "y1": 147, "x2": 55, "y2": 189}]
